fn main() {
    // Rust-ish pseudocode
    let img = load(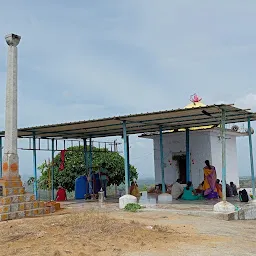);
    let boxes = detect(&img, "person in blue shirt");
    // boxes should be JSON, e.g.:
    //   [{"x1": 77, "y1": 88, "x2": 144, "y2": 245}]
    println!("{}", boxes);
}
[{"x1": 181, "y1": 181, "x2": 200, "y2": 200}]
